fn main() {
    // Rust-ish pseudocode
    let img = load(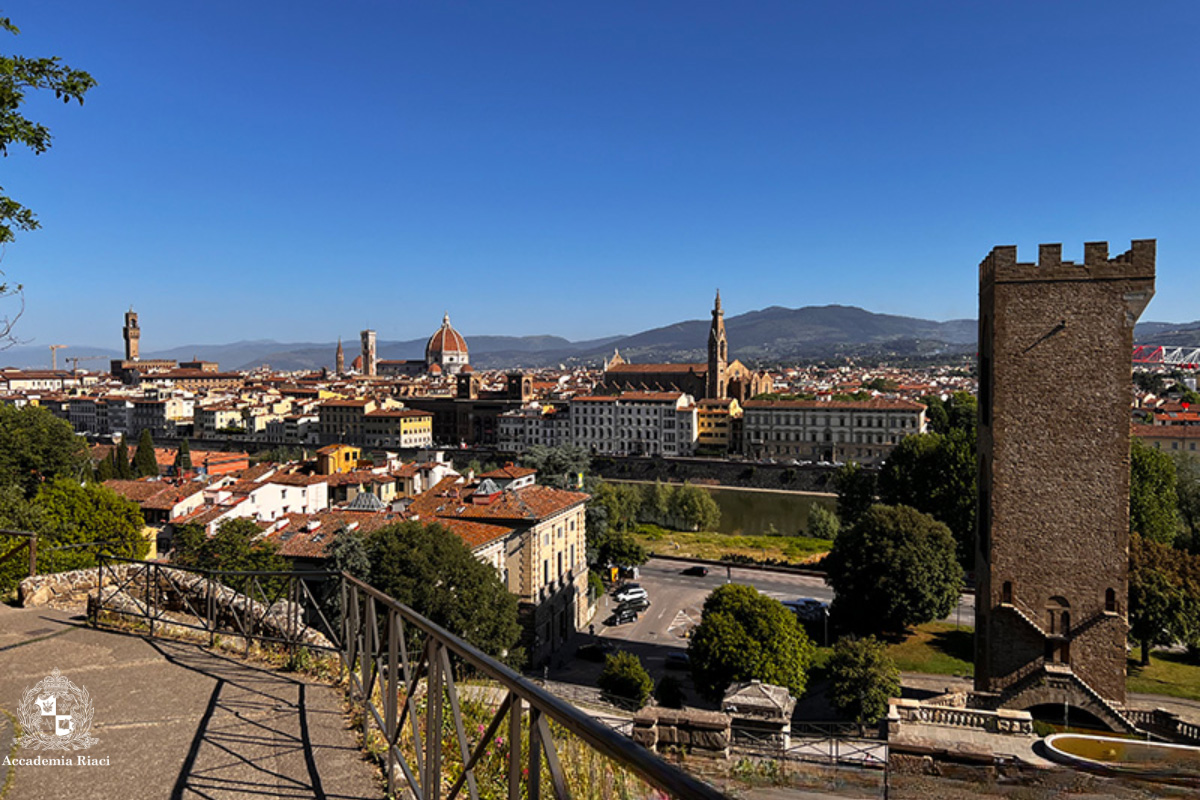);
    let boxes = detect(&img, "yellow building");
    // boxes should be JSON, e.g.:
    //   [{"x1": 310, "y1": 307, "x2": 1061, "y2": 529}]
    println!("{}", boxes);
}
[
  {"x1": 316, "y1": 444, "x2": 361, "y2": 475},
  {"x1": 364, "y1": 409, "x2": 434, "y2": 449},
  {"x1": 697, "y1": 397, "x2": 742, "y2": 452}
]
